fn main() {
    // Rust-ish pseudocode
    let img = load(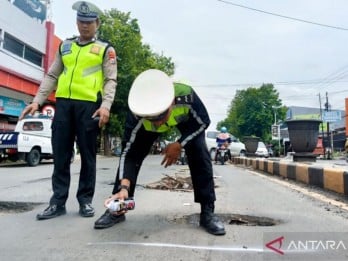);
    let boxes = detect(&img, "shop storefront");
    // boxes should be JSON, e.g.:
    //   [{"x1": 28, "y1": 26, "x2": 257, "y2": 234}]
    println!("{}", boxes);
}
[{"x1": 0, "y1": 1, "x2": 59, "y2": 131}]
